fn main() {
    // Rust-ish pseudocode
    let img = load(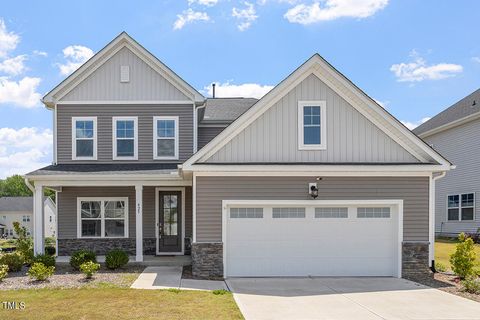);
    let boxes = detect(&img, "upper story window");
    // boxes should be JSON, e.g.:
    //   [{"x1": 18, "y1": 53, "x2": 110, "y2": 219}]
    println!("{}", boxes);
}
[
  {"x1": 72, "y1": 117, "x2": 97, "y2": 160},
  {"x1": 113, "y1": 117, "x2": 138, "y2": 160},
  {"x1": 448, "y1": 193, "x2": 475, "y2": 221},
  {"x1": 153, "y1": 116, "x2": 179, "y2": 160},
  {"x1": 298, "y1": 101, "x2": 326, "y2": 150}
]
